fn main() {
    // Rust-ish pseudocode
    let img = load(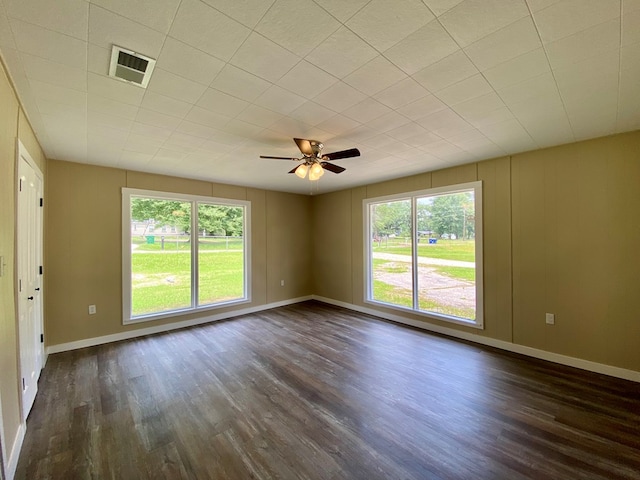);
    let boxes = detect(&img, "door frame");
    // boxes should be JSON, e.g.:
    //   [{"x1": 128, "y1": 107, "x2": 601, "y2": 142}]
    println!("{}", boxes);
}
[
  {"x1": 16, "y1": 139, "x2": 45, "y2": 422},
  {"x1": 0, "y1": 391, "x2": 5, "y2": 480}
]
